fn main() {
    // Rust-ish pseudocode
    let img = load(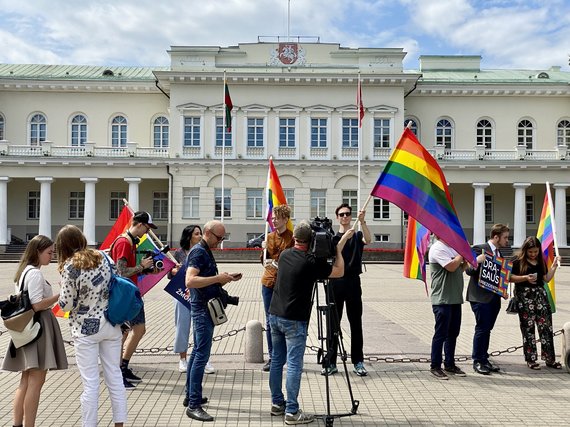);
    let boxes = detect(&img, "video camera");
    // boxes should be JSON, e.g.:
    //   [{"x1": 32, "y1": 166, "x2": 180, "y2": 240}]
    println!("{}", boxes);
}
[
  {"x1": 219, "y1": 287, "x2": 239, "y2": 308},
  {"x1": 310, "y1": 216, "x2": 337, "y2": 261},
  {"x1": 140, "y1": 245, "x2": 170, "y2": 274}
]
